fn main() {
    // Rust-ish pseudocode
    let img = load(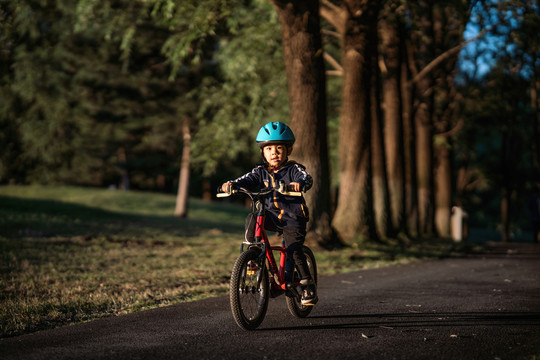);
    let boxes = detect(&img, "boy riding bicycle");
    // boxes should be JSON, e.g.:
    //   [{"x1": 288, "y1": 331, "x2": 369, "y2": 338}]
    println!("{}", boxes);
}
[{"x1": 221, "y1": 122, "x2": 318, "y2": 306}]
